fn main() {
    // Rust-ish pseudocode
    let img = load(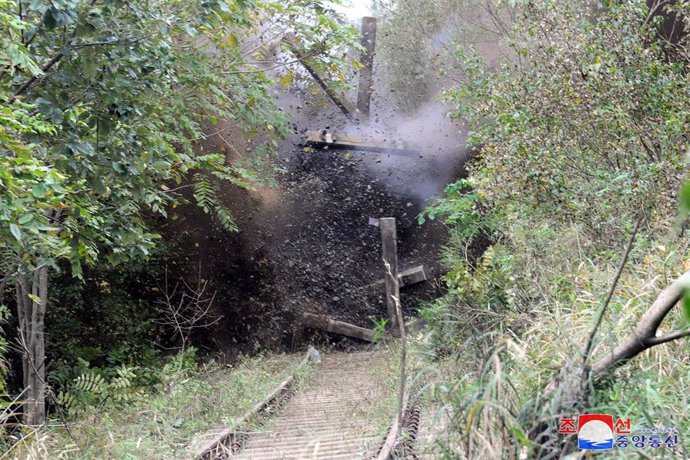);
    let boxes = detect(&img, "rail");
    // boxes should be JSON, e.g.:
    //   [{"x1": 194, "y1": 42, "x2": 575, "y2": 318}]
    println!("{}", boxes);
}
[{"x1": 193, "y1": 347, "x2": 320, "y2": 459}]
